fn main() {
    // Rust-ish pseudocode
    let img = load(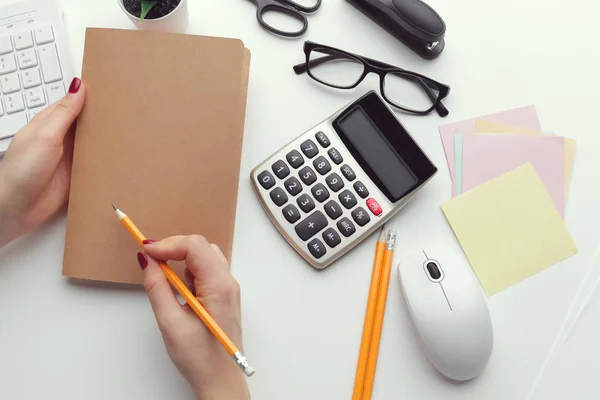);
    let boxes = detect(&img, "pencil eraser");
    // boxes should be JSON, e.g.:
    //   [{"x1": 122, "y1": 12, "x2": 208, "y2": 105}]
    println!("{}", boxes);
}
[{"x1": 244, "y1": 366, "x2": 255, "y2": 377}]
